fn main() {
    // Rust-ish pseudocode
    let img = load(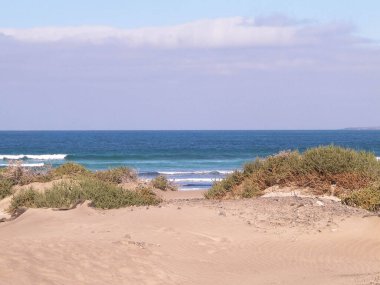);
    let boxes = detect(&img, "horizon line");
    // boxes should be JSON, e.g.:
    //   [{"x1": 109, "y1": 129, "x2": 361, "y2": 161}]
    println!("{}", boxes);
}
[{"x1": 0, "y1": 129, "x2": 377, "y2": 132}]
